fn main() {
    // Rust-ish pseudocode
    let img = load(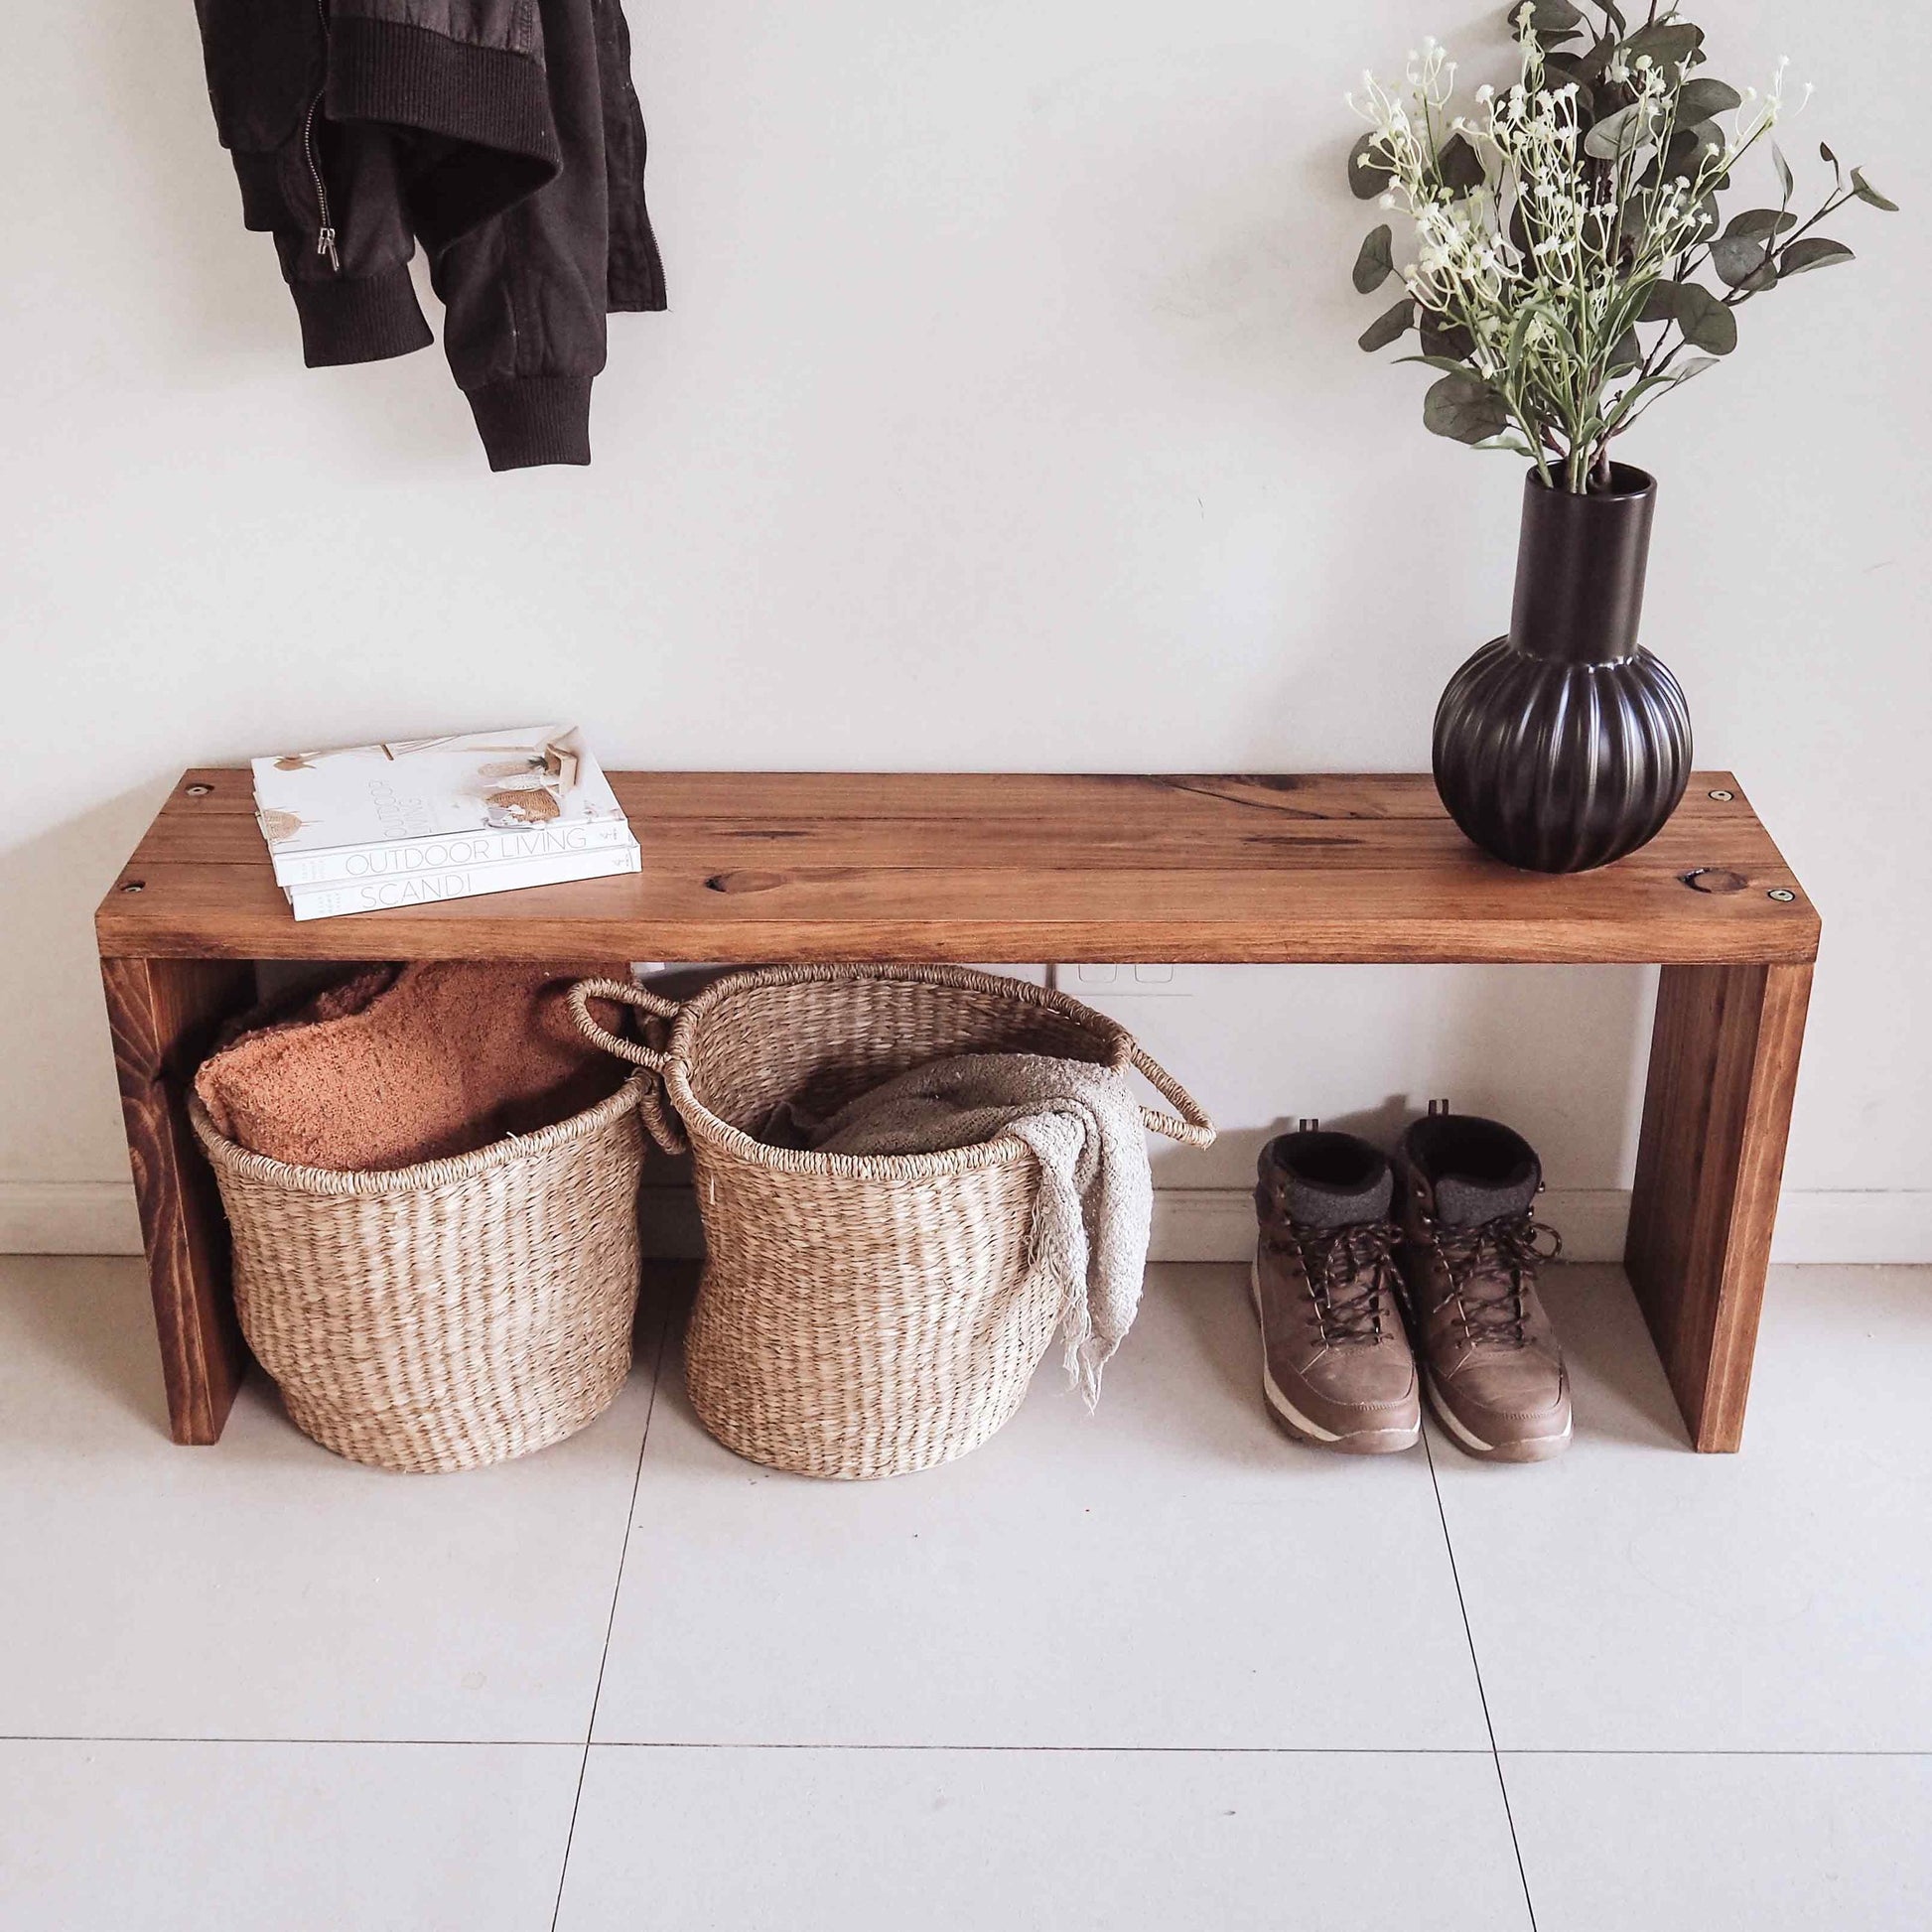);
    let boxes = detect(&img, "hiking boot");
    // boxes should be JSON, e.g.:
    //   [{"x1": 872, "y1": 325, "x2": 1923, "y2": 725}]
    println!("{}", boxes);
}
[
  {"x1": 1395, "y1": 1104, "x2": 1572, "y2": 1462},
  {"x1": 1251, "y1": 1125, "x2": 1419, "y2": 1453}
]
